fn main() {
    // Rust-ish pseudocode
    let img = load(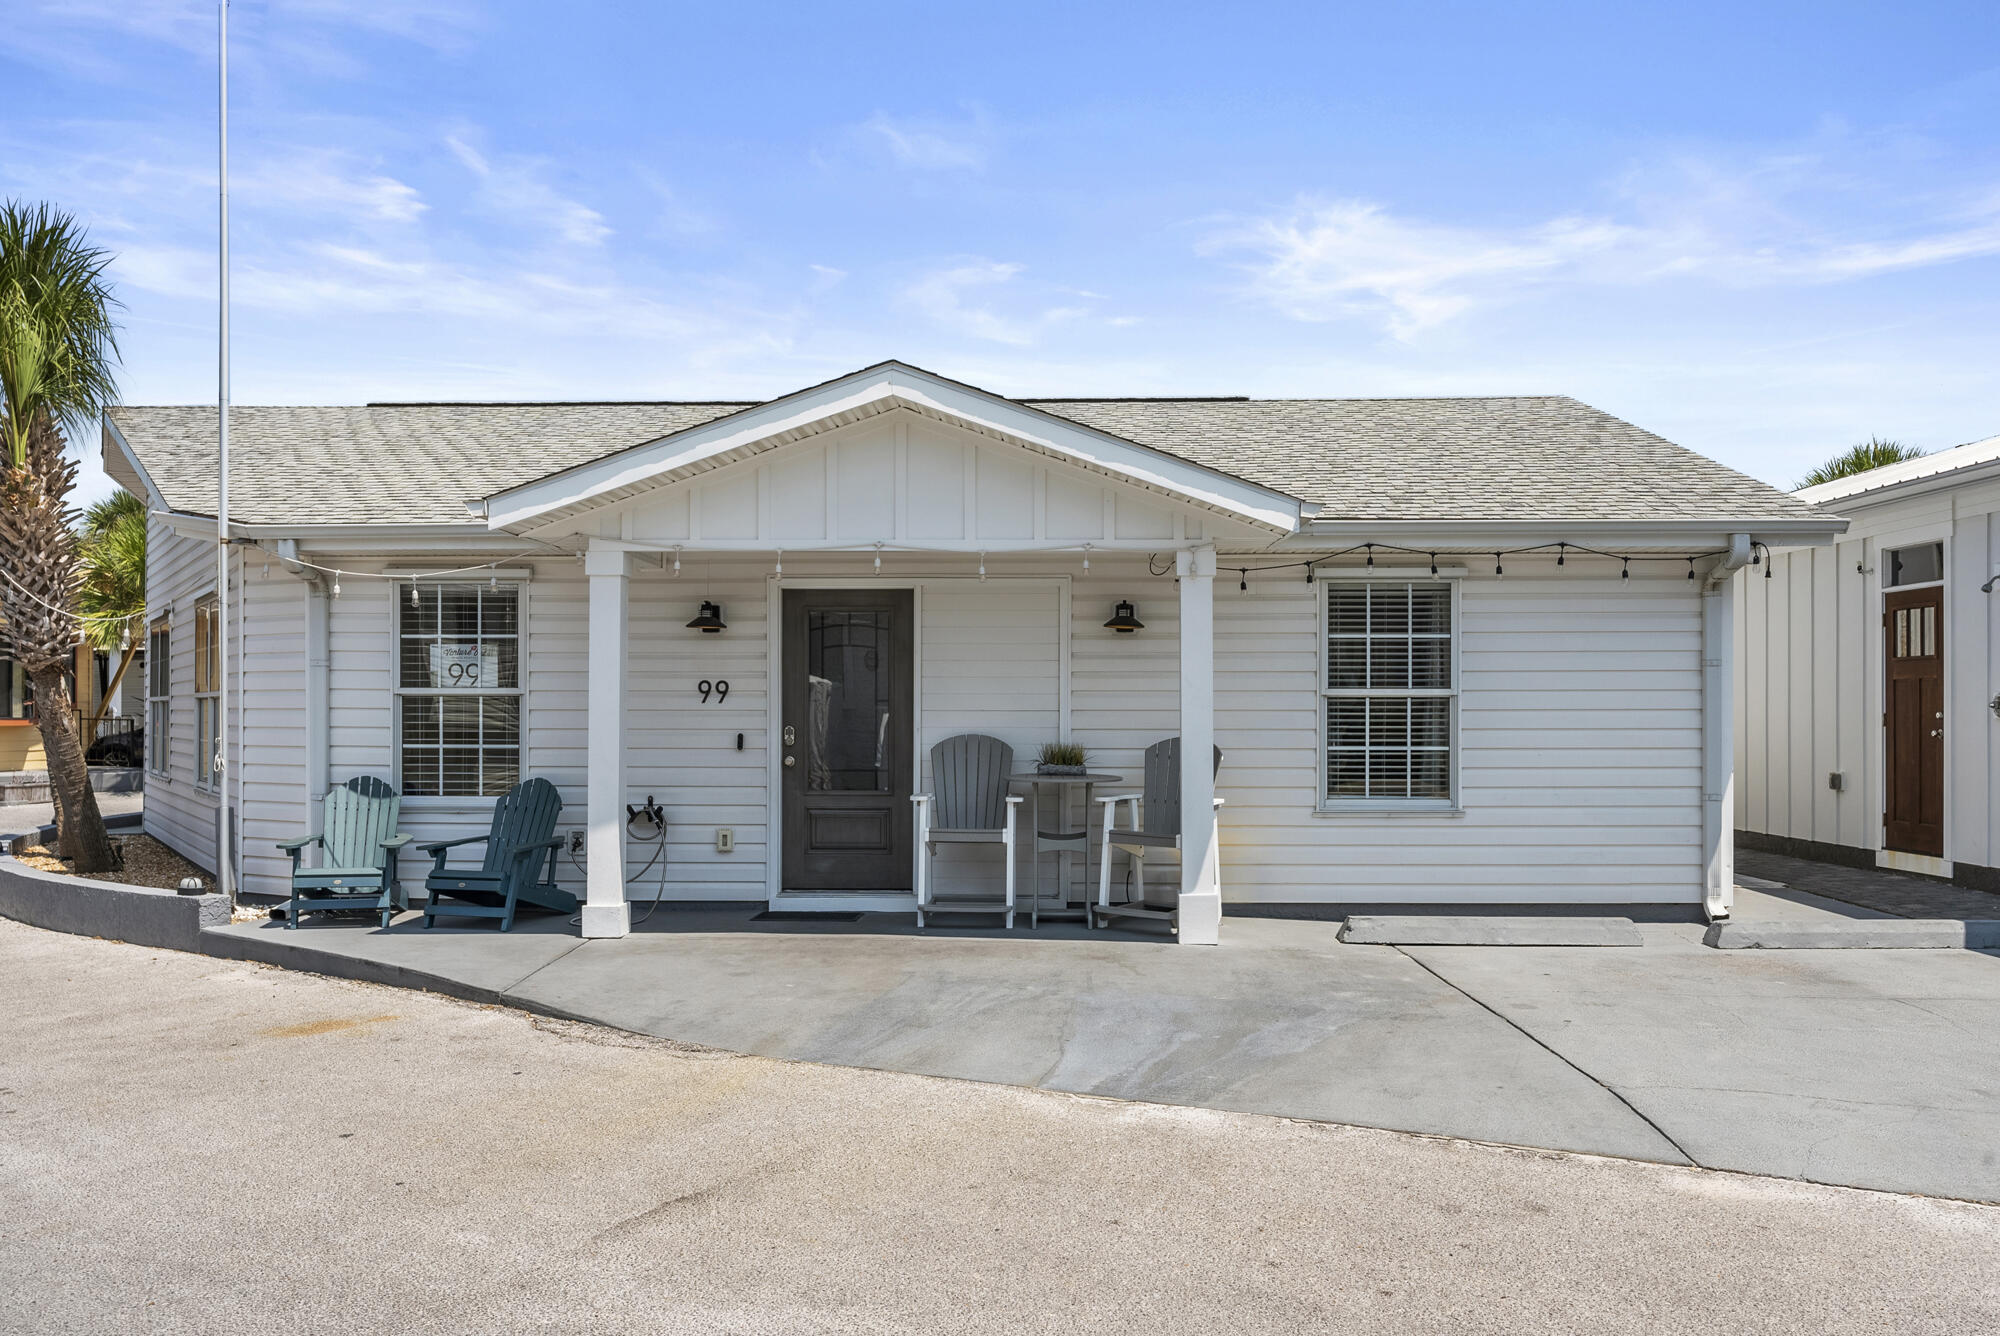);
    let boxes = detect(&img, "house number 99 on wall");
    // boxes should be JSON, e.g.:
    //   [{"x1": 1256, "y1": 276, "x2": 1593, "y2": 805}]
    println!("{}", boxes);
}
[{"x1": 698, "y1": 679, "x2": 729, "y2": 702}]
